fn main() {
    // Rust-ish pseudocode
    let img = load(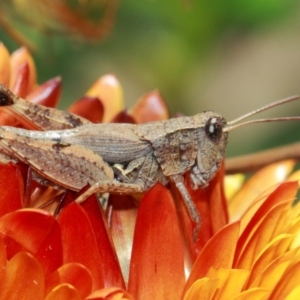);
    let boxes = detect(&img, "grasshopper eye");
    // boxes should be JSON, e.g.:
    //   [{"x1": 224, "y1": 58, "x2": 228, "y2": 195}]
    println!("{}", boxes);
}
[
  {"x1": 205, "y1": 117, "x2": 223, "y2": 143},
  {"x1": 0, "y1": 91, "x2": 12, "y2": 106}
]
